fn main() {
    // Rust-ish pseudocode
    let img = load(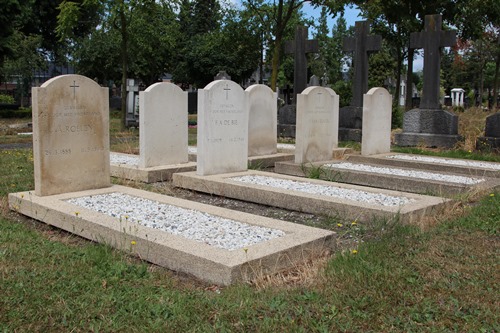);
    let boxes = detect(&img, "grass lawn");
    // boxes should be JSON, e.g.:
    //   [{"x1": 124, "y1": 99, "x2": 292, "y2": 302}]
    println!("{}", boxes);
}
[{"x1": 0, "y1": 109, "x2": 499, "y2": 332}]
